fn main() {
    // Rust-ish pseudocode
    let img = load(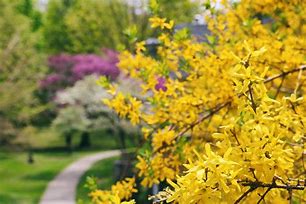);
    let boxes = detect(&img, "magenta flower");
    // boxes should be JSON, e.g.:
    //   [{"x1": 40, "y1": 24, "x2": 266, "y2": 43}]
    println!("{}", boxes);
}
[
  {"x1": 40, "y1": 49, "x2": 120, "y2": 100},
  {"x1": 155, "y1": 77, "x2": 167, "y2": 91}
]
